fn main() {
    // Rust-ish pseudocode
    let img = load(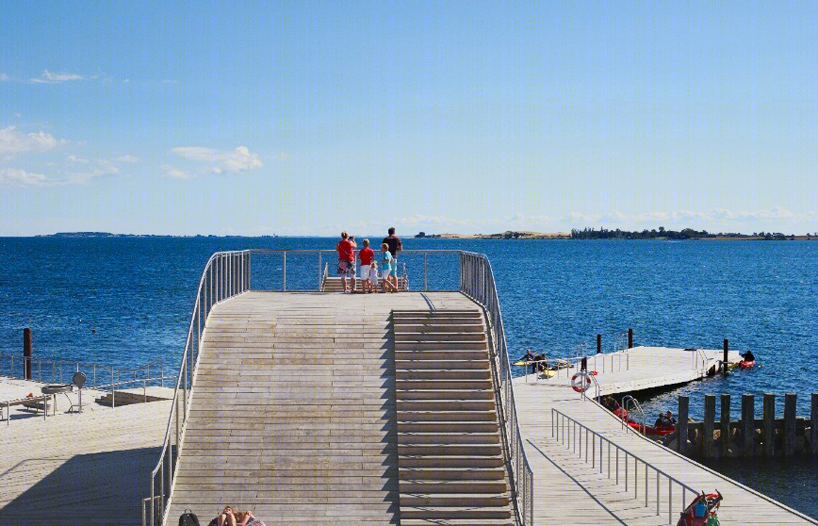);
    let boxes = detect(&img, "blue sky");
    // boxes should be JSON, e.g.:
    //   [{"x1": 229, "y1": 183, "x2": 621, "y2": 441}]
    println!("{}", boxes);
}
[{"x1": 1, "y1": 1, "x2": 816, "y2": 236}]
